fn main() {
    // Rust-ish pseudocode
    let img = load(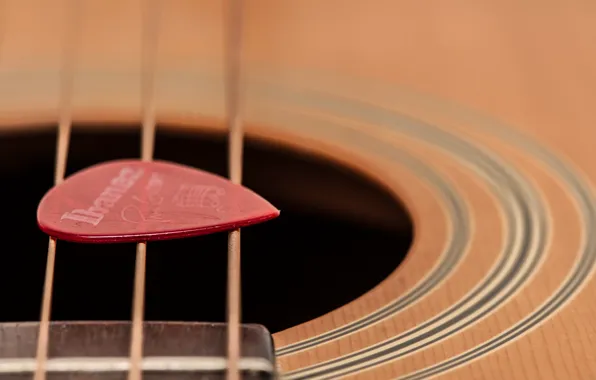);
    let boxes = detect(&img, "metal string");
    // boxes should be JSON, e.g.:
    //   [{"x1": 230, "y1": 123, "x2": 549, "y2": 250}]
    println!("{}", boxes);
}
[
  {"x1": 128, "y1": 1, "x2": 160, "y2": 380},
  {"x1": 33, "y1": 1, "x2": 80, "y2": 380},
  {"x1": 31, "y1": 2, "x2": 244, "y2": 379},
  {"x1": 0, "y1": 0, "x2": 5, "y2": 61},
  {"x1": 224, "y1": 0, "x2": 245, "y2": 379}
]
